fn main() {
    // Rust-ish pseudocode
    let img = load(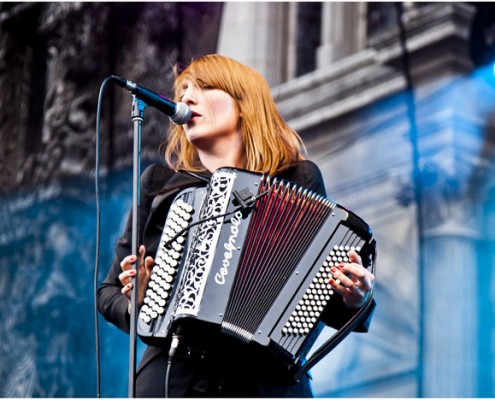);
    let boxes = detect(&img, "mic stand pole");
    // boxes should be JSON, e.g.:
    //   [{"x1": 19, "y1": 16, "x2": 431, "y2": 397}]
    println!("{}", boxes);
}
[{"x1": 128, "y1": 95, "x2": 146, "y2": 398}]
